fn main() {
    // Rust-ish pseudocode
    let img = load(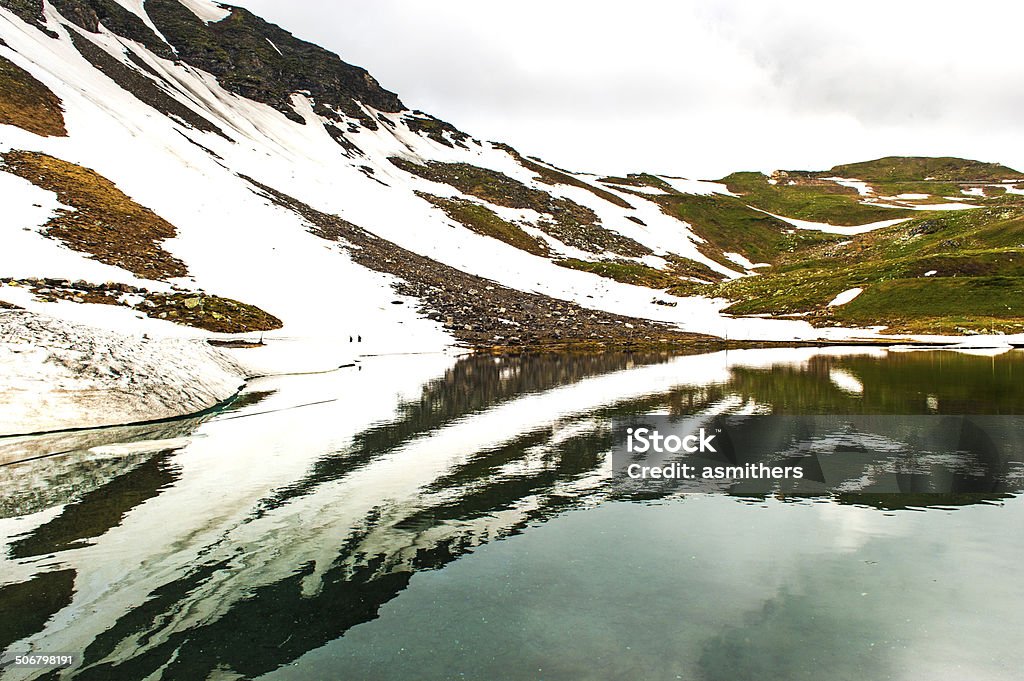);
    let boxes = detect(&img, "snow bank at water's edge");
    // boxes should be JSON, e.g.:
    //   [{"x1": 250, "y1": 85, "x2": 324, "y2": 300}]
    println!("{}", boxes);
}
[{"x1": 0, "y1": 311, "x2": 245, "y2": 436}]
